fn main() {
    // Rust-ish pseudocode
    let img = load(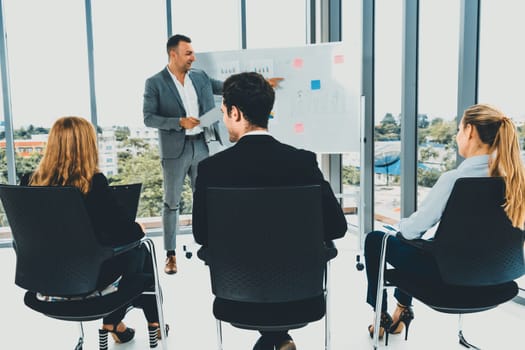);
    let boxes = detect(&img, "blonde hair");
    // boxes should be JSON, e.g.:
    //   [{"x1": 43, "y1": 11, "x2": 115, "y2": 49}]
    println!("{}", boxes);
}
[
  {"x1": 463, "y1": 104, "x2": 525, "y2": 229},
  {"x1": 30, "y1": 116, "x2": 99, "y2": 194}
]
